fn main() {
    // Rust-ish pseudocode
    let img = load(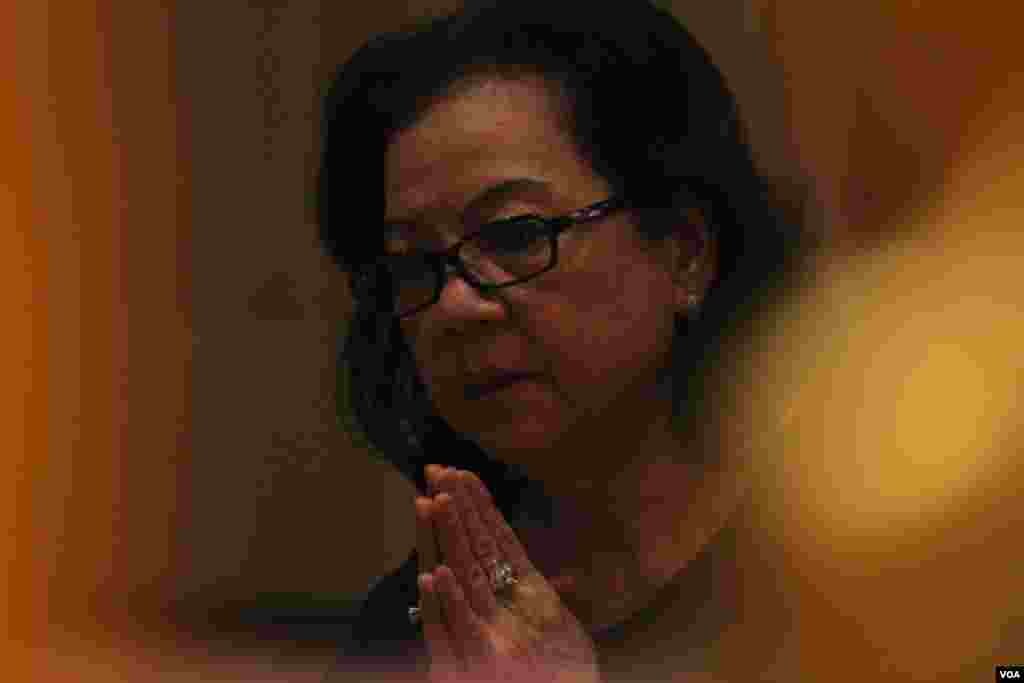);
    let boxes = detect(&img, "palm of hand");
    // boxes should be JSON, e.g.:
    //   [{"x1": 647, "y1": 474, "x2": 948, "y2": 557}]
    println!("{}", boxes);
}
[{"x1": 416, "y1": 466, "x2": 601, "y2": 683}]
